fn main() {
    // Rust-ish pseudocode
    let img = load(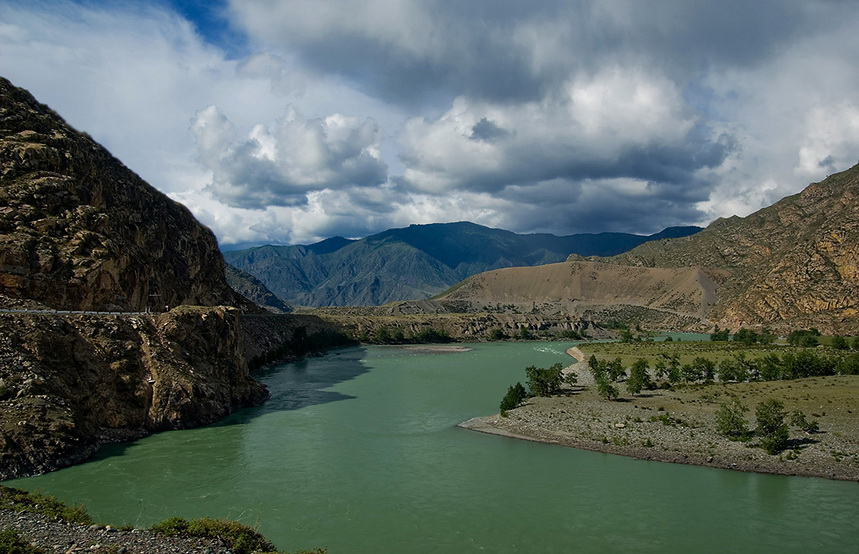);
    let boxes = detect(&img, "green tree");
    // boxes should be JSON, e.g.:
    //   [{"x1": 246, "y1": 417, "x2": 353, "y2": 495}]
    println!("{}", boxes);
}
[
  {"x1": 715, "y1": 398, "x2": 749, "y2": 440},
  {"x1": 789, "y1": 409, "x2": 819, "y2": 434},
  {"x1": 626, "y1": 358, "x2": 652, "y2": 395},
  {"x1": 831, "y1": 335, "x2": 849, "y2": 350},
  {"x1": 732, "y1": 328, "x2": 758, "y2": 346},
  {"x1": 606, "y1": 357, "x2": 626, "y2": 382},
  {"x1": 853, "y1": 337, "x2": 859, "y2": 351},
  {"x1": 525, "y1": 363, "x2": 564, "y2": 397},
  {"x1": 836, "y1": 354, "x2": 859, "y2": 375},
  {"x1": 595, "y1": 373, "x2": 619, "y2": 401},
  {"x1": 517, "y1": 326, "x2": 533, "y2": 340},
  {"x1": 375, "y1": 325, "x2": 390, "y2": 343},
  {"x1": 500, "y1": 382, "x2": 527, "y2": 413},
  {"x1": 691, "y1": 357, "x2": 716, "y2": 382},
  {"x1": 756, "y1": 398, "x2": 789, "y2": 454},
  {"x1": 710, "y1": 326, "x2": 730, "y2": 341},
  {"x1": 489, "y1": 328, "x2": 507, "y2": 341}
]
